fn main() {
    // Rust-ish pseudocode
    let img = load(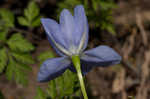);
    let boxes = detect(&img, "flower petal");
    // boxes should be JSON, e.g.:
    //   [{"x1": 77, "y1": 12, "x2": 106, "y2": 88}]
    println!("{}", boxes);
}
[
  {"x1": 37, "y1": 57, "x2": 71, "y2": 82},
  {"x1": 69, "y1": 46, "x2": 121, "y2": 75},
  {"x1": 41, "y1": 18, "x2": 70, "y2": 56},
  {"x1": 59, "y1": 9, "x2": 76, "y2": 48},
  {"x1": 74, "y1": 5, "x2": 89, "y2": 51},
  {"x1": 81, "y1": 45, "x2": 122, "y2": 67}
]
